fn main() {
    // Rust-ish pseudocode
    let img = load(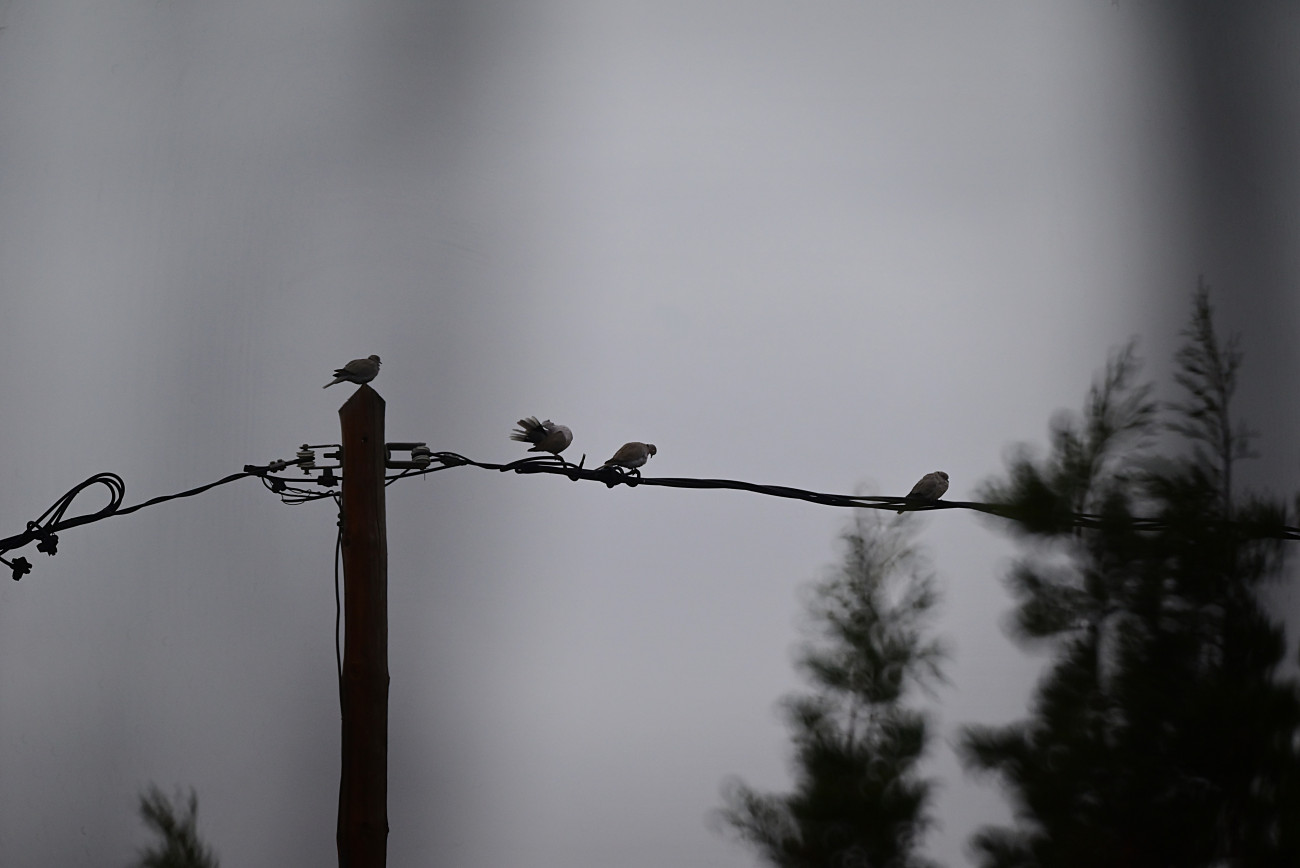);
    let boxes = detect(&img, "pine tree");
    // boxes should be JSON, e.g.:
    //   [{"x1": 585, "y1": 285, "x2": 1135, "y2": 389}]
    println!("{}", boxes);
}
[
  {"x1": 717, "y1": 510, "x2": 946, "y2": 868},
  {"x1": 129, "y1": 785, "x2": 220, "y2": 868},
  {"x1": 959, "y1": 283, "x2": 1300, "y2": 867}
]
